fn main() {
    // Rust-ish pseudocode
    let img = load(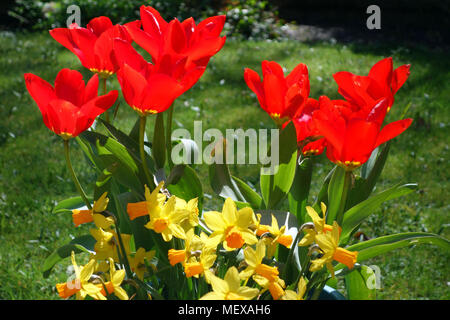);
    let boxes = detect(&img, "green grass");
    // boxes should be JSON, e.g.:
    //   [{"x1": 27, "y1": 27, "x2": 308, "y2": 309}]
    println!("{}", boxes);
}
[{"x1": 0, "y1": 31, "x2": 448, "y2": 299}]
